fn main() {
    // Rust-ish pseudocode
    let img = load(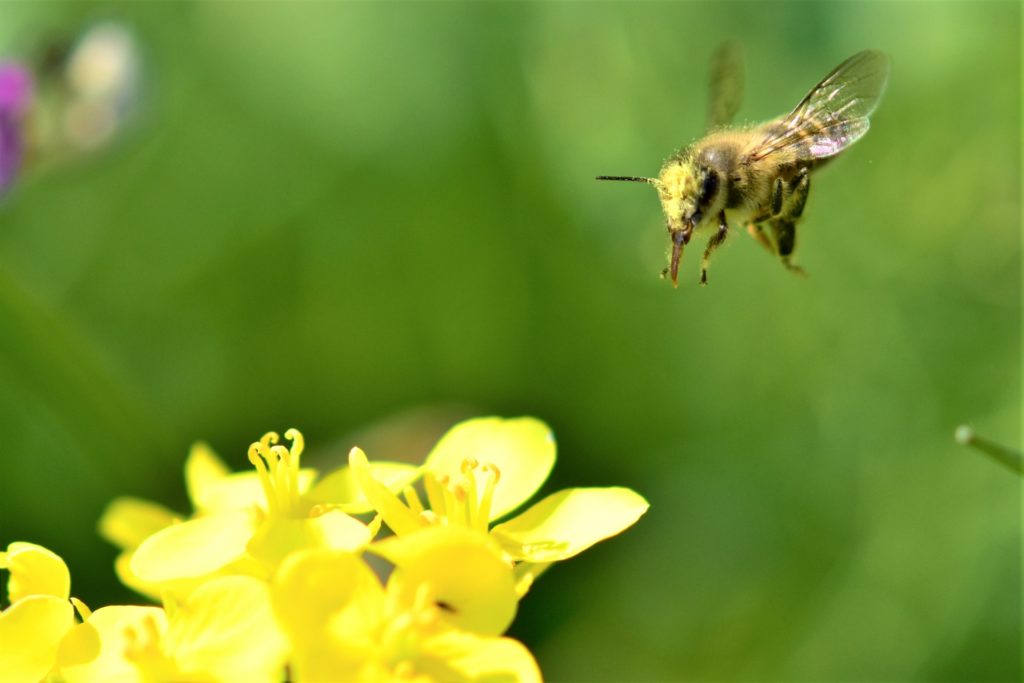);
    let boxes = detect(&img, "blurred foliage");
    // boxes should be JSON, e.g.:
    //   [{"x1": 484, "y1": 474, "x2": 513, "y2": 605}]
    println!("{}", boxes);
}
[{"x1": 0, "y1": 2, "x2": 1019, "y2": 681}]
